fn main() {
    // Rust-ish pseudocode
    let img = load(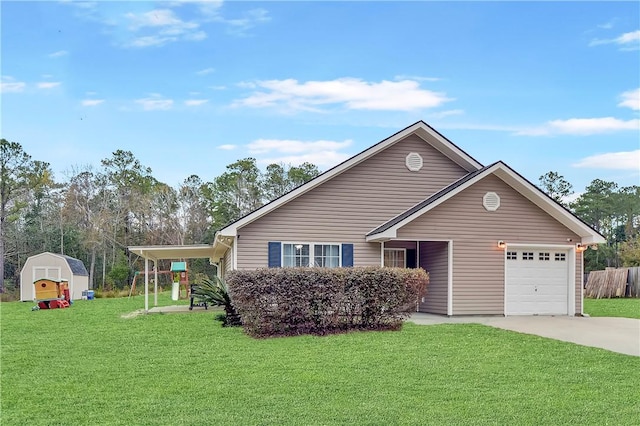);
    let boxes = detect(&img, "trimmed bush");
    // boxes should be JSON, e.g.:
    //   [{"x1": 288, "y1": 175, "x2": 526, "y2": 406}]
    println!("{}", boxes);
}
[{"x1": 227, "y1": 267, "x2": 428, "y2": 338}]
